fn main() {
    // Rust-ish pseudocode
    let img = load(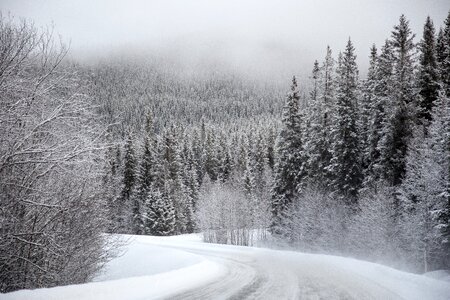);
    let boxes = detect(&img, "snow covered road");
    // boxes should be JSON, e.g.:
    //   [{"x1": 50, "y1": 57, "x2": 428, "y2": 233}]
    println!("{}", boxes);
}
[{"x1": 3, "y1": 234, "x2": 450, "y2": 300}]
